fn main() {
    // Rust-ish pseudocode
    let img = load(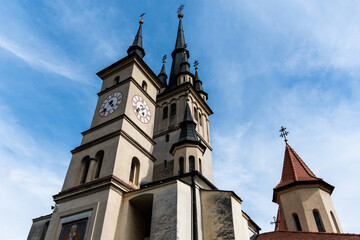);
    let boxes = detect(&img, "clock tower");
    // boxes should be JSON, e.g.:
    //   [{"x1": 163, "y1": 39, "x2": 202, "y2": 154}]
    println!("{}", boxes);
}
[{"x1": 41, "y1": 19, "x2": 164, "y2": 239}]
